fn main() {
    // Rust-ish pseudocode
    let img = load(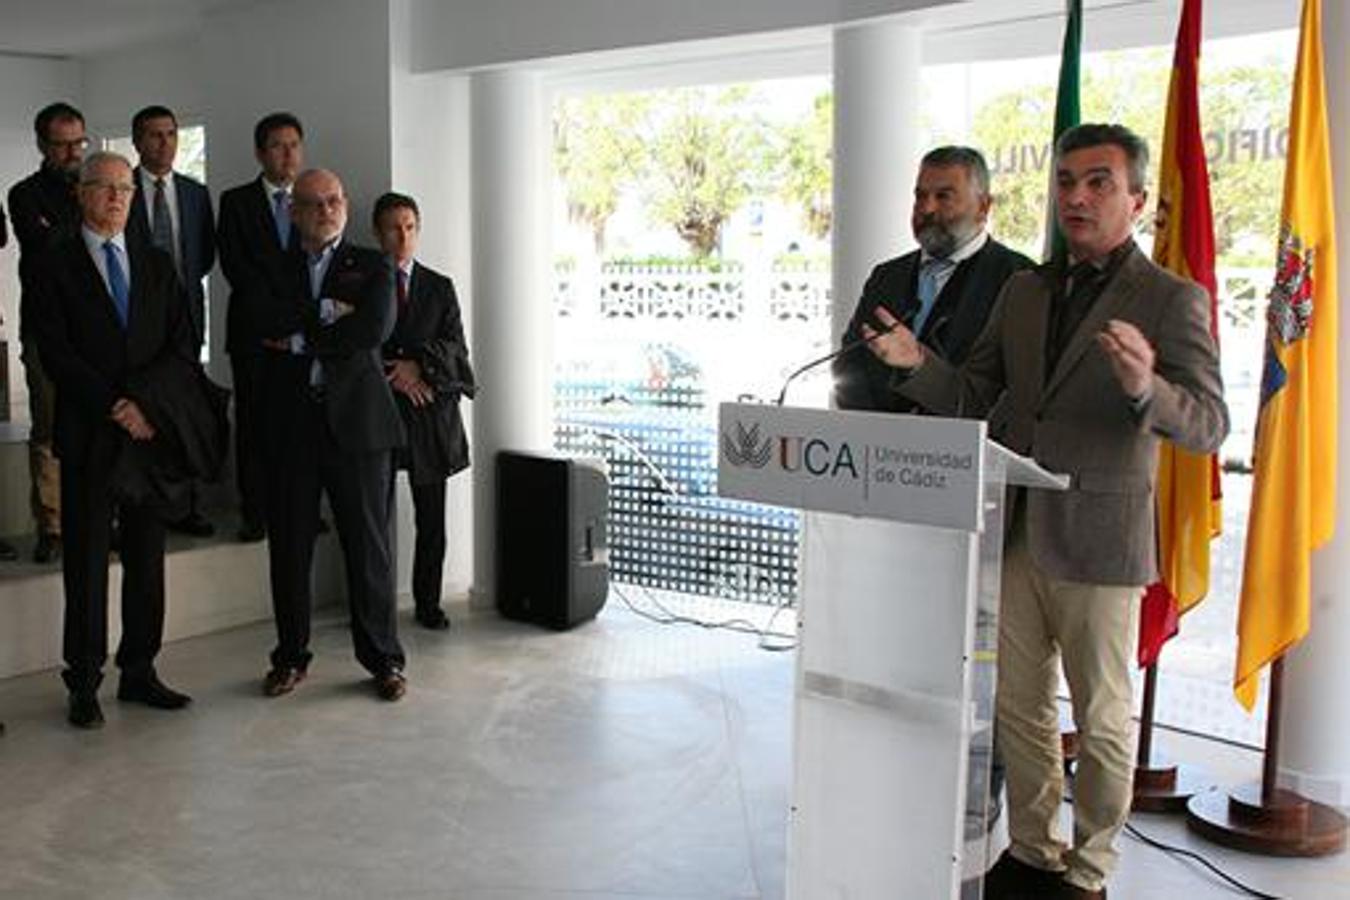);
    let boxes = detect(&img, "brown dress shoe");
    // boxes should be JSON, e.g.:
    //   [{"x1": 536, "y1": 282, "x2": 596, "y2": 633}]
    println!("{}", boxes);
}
[
  {"x1": 262, "y1": 666, "x2": 307, "y2": 697},
  {"x1": 374, "y1": 670, "x2": 406, "y2": 702}
]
